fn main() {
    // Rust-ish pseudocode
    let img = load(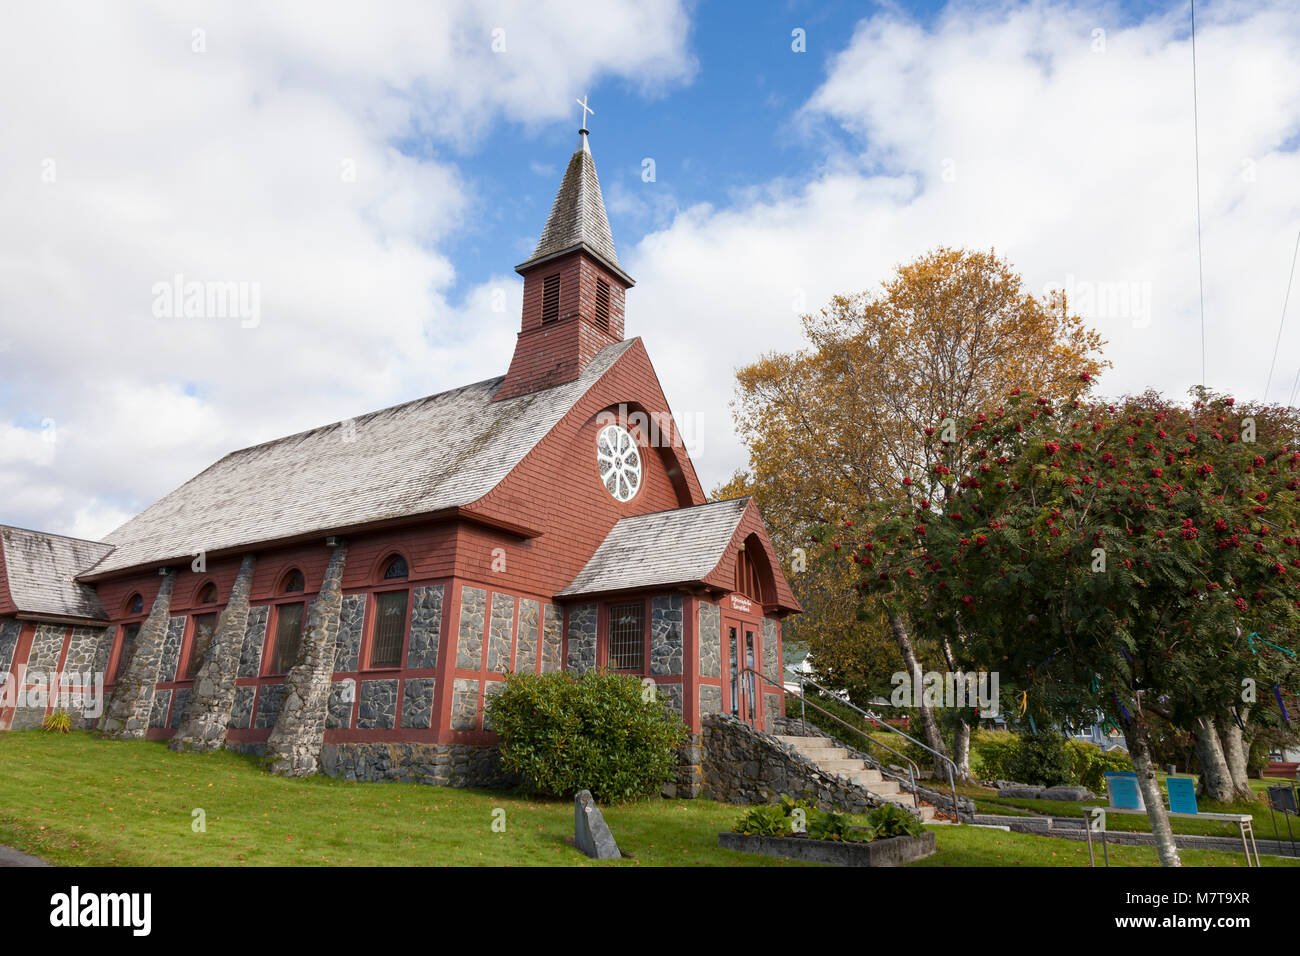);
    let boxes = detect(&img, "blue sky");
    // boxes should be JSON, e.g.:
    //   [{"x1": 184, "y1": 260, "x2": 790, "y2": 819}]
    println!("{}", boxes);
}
[{"x1": 2, "y1": 0, "x2": 1299, "y2": 540}]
